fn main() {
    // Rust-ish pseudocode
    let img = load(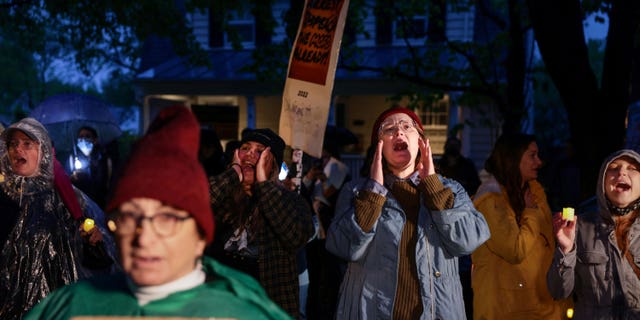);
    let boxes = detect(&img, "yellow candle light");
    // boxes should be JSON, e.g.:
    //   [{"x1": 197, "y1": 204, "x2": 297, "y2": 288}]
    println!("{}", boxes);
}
[
  {"x1": 82, "y1": 218, "x2": 95, "y2": 232},
  {"x1": 562, "y1": 207, "x2": 575, "y2": 221}
]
